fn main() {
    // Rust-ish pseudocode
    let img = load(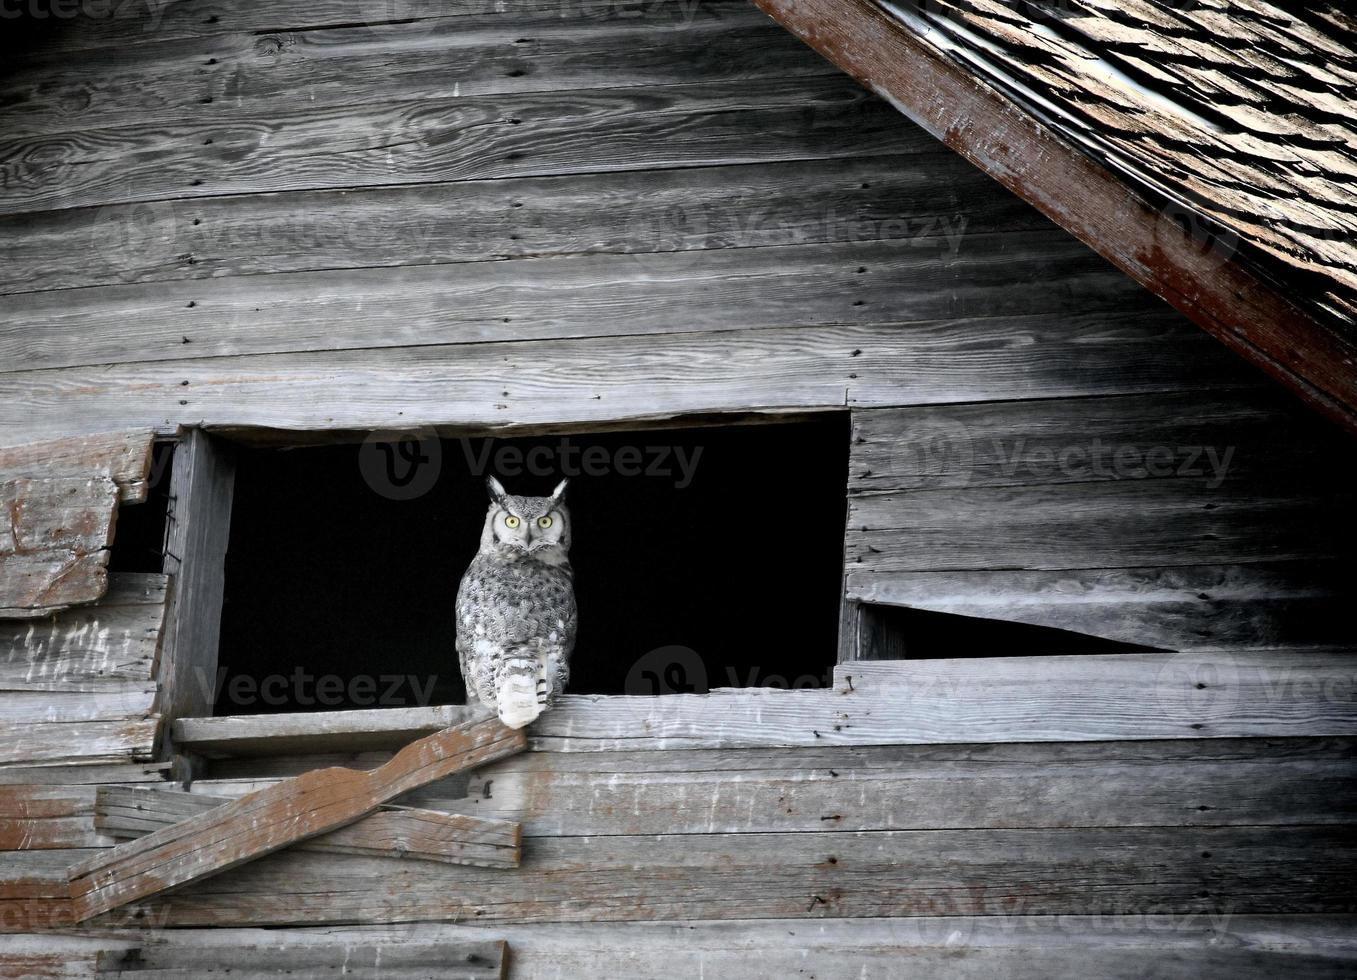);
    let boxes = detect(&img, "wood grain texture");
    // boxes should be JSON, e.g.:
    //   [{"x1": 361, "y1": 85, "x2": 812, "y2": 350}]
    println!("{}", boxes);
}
[
  {"x1": 0, "y1": 785, "x2": 112, "y2": 851},
  {"x1": 0, "y1": 231, "x2": 1139, "y2": 373},
  {"x1": 181, "y1": 650, "x2": 1357, "y2": 755},
  {"x1": 537, "y1": 649, "x2": 1357, "y2": 748},
  {"x1": 100, "y1": 823, "x2": 1357, "y2": 925},
  {"x1": 5, "y1": 918, "x2": 1356, "y2": 980},
  {"x1": 0, "y1": 76, "x2": 931, "y2": 217},
  {"x1": 0, "y1": 154, "x2": 1043, "y2": 294},
  {"x1": 0, "y1": 918, "x2": 1340, "y2": 979},
  {"x1": 0, "y1": 431, "x2": 156, "y2": 619},
  {"x1": 0, "y1": 573, "x2": 169, "y2": 693},
  {"x1": 845, "y1": 562, "x2": 1356, "y2": 652},
  {"x1": 0, "y1": 431, "x2": 156, "y2": 503},
  {"x1": 173, "y1": 705, "x2": 477, "y2": 757},
  {"x1": 0, "y1": 718, "x2": 160, "y2": 768},
  {"x1": 749, "y1": 0, "x2": 1357, "y2": 432},
  {"x1": 6, "y1": 0, "x2": 761, "y2": 54},
  {"x1": 845, "y1": 478, "x2": 1354, "y2": 572},
  {"x1": 0, "y1": 313, "x2": 1251, "y2": 446},
  {"x1": 68, "y1": 717, "x2": 526, "y2": 922},
  {"x1": 96, "y1": 786, "x2": 520, "y2": 869},
  {"x1": 404, "y1": 737, "x2": 1357, "y2": 836},
  {"x1": 846, "y1": 388, "x2": 1349, "y2": 493},
  {"x1": 92, "y1": 940, "x2": 508, "y2": 978},
  {"x1": 0, "y1": 4, "x2": 828, "y2": 138},
  {"x1": 155, "y1": 430, "x2": 233, "y2": 732},
  {"x1": 0, "y1": 477, "x2": 119, "y2": 620}
]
